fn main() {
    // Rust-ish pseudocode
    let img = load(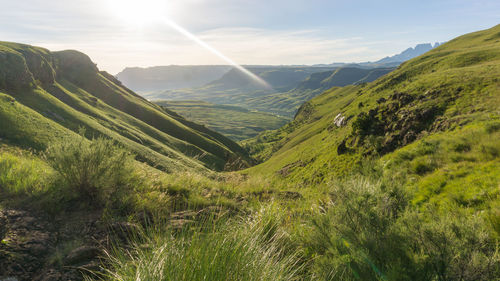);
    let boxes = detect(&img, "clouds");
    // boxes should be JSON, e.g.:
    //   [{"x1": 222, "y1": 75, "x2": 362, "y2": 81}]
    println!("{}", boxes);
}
[
  {"x1": 27, "y1": 26, "x2": 391, "y2": 73},
  {"x1": 1, "y1": 0, "x2": 500, "y2": 74}
]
